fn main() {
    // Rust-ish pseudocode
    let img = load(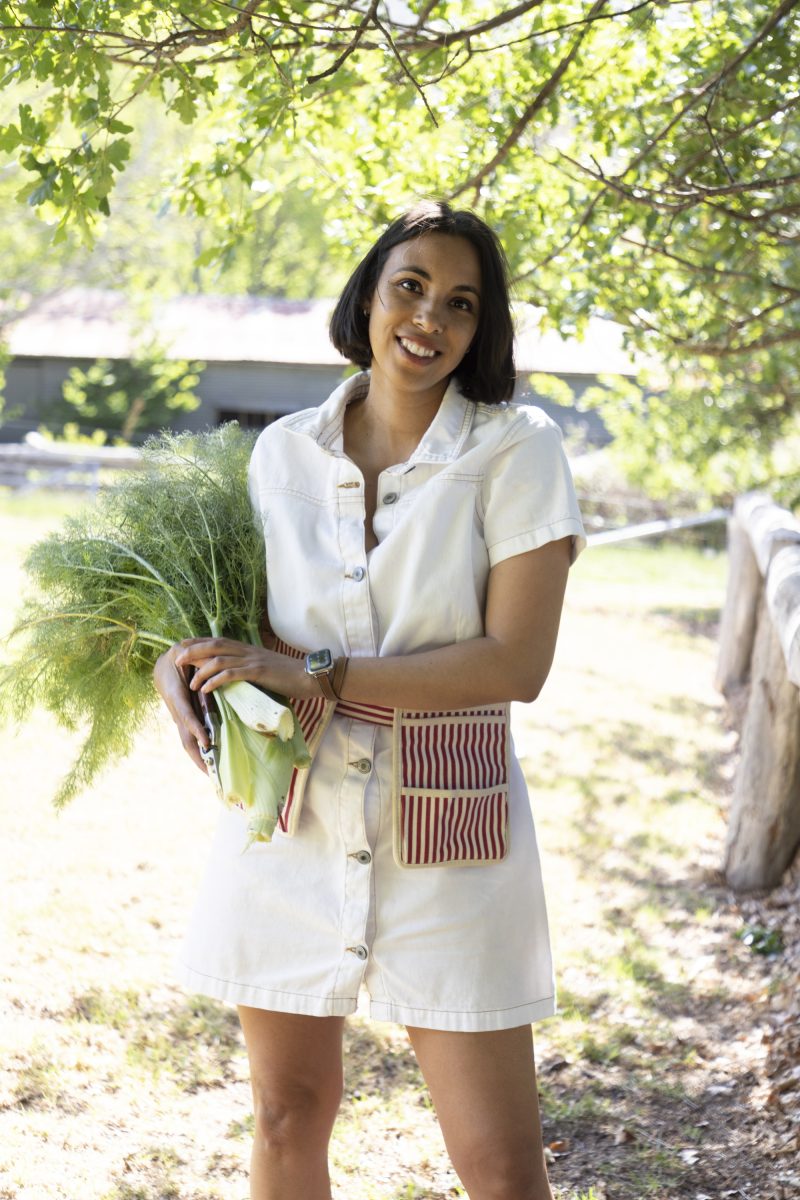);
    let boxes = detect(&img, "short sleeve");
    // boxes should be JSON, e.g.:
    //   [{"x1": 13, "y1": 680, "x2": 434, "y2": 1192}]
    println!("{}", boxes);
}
[
  {"x1": 480, "y1": 413, "x2": 586, "y2": 568},
  {"x1": 247, "y1": 423, "x2": 275, "y2": 518}
]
